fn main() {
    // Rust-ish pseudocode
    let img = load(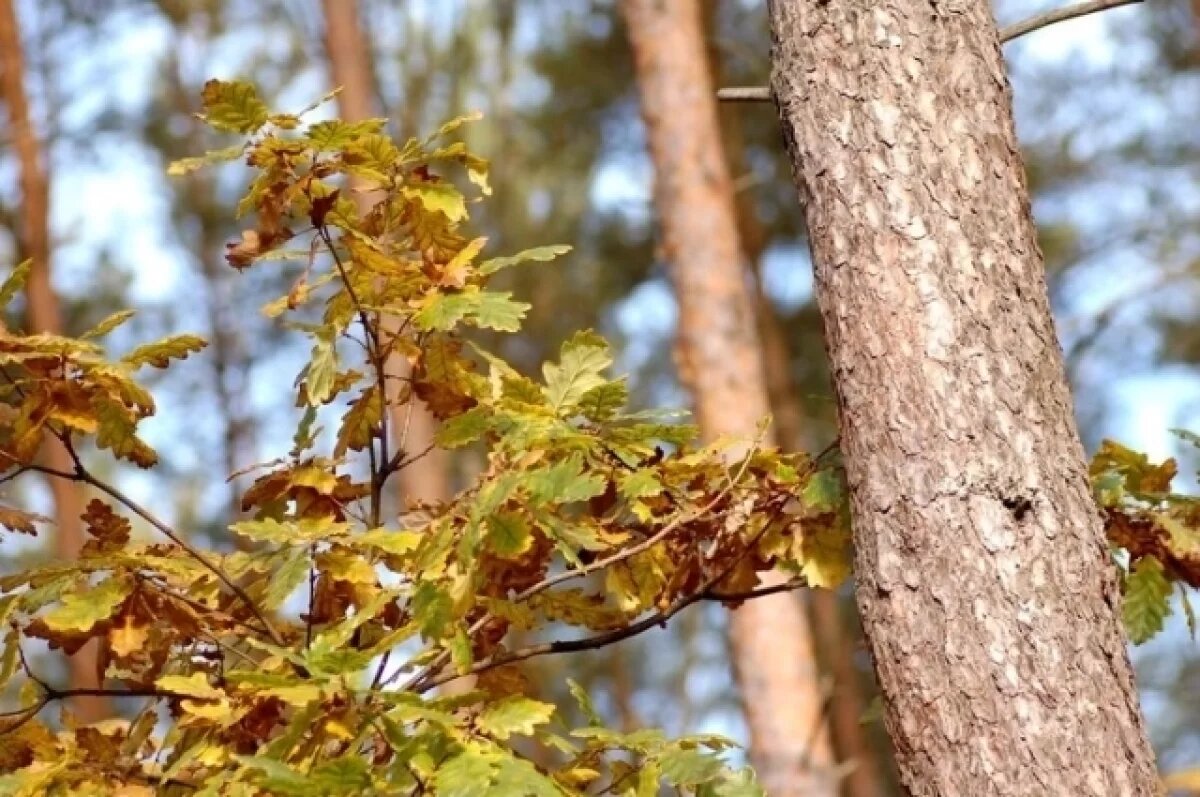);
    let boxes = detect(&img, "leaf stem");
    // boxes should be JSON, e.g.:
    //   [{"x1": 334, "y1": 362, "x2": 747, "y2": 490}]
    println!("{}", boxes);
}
[{"x1": 45, "y1": 433, "x2": 285, "y2": 647}]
